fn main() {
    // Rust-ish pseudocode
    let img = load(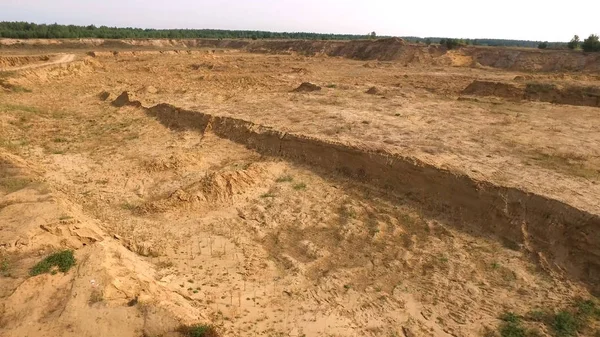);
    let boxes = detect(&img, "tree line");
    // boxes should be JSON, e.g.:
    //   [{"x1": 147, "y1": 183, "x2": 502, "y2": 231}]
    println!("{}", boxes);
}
[
  {"x1": 0, "y1": 21, "x2": 378, "y2": 40},
  {"x1": 1, "y1": 22, "x2": 598, "y2": 52}
]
